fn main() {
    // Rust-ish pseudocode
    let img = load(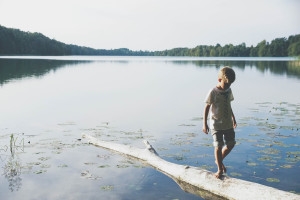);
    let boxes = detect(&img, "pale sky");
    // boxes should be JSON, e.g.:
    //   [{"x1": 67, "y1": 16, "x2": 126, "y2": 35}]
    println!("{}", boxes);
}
[{"x1": 0, "y1": 0, "x2": 299, "y2": 51}]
